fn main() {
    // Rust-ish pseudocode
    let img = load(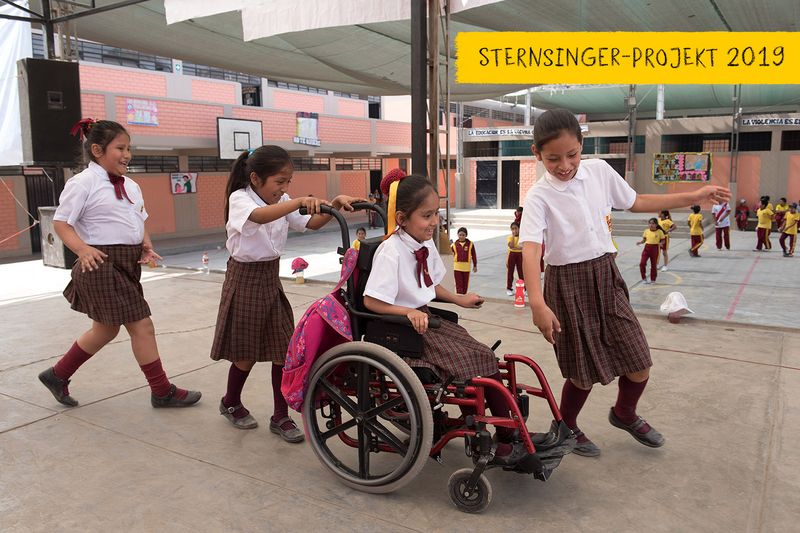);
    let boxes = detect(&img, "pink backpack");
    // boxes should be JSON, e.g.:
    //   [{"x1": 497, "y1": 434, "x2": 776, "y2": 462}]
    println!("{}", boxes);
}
[{"x1": 282, "y1": 248, "x2": 357, "y2": 411}]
